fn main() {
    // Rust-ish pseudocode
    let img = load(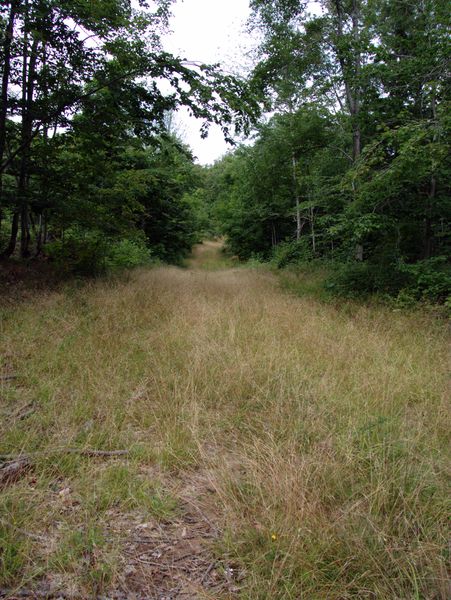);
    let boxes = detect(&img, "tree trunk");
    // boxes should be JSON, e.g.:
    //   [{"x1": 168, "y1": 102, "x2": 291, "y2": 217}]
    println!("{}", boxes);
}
[
  {"x1": 333, "y1": 0, "x2": 362, "y2": 162},
  {"x1": 0, "y1": 1, "x2": 16, "y2": 169},
  {"x1": 35, "y1": 213, "x2": 43, "y2": 256},
  {"x1": 292, "y1": 154, "x2": 301, "y2": 241},
  {"x1": 1, "y1": 210, "x2": 19, "y2": 257},
  {"x1": 424, "y1": 85, "x2": 438, "y2": 259},
  {"x1": 310, "y1": 205, "x2": 316, "y2": 255},
  {"x1": 18, "y1": 31, "x2": 39, "y2": 258},
  {"x1": 0, "y1": 1, "x2": 17, "y2": 252},
  {"x1": 271, "y1": 222, "x2": 277, "y2": 247},
  {"x1": 351, "y1": 0, "x2": 361, "y2": 160}
]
